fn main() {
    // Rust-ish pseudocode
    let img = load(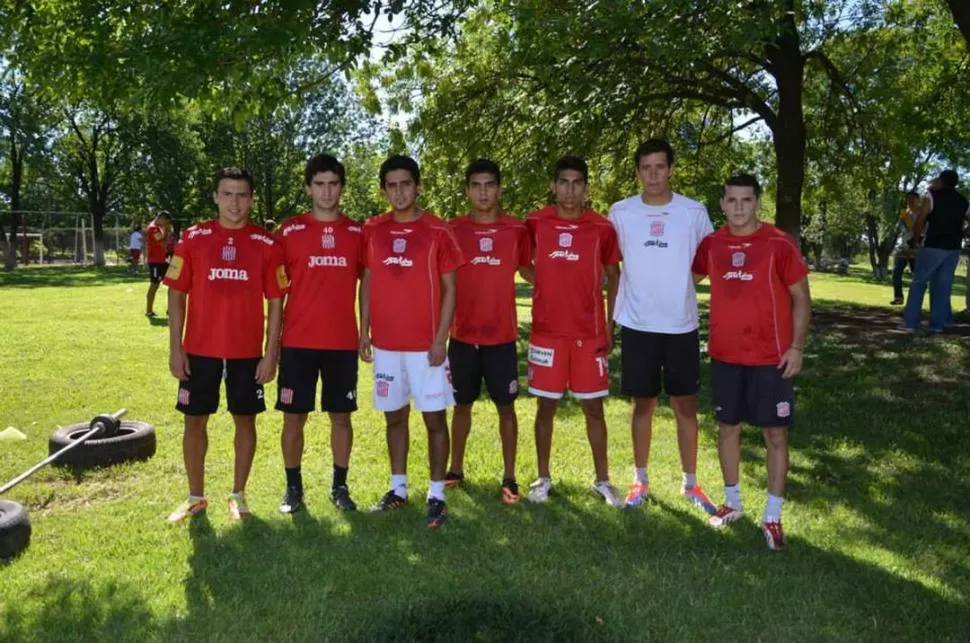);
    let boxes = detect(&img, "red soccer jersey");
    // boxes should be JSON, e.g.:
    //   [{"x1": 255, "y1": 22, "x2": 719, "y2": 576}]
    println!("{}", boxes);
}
[
  {"x1": 145, "y1": 222, "x2": 168, "y2": 264},
  {"x1": 692, "y1": 223, "x2": 809, "y2": 366},
  {"x1": 277, "y1": 213, "x2": 363, "y2": 351},
  {"x1": 363, "y1": 212, "x2": 465, "y2": 351},
  {"x1": 526, "y1": 206, "x2": 621, "y2": 339},
  {"x1": 450, "y1": 214, "x2": 531, "y2": 345},
  {"x1": 164, "y1": 220, "x2": 287, "y2": 359}
]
